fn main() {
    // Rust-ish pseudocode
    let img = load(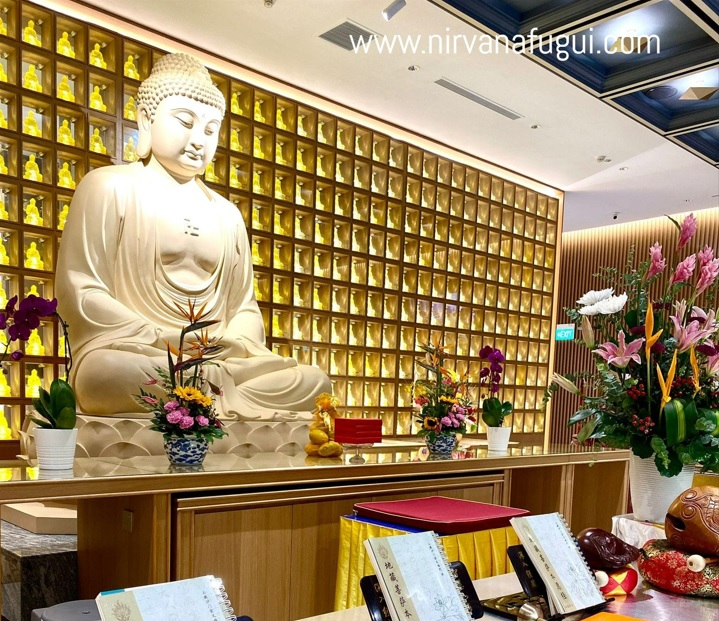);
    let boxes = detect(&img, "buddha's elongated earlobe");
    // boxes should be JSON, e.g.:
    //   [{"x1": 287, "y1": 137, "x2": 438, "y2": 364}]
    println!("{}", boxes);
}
[{"x1": 136, "y1": 105, "x2": 152, "y2": 159}]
